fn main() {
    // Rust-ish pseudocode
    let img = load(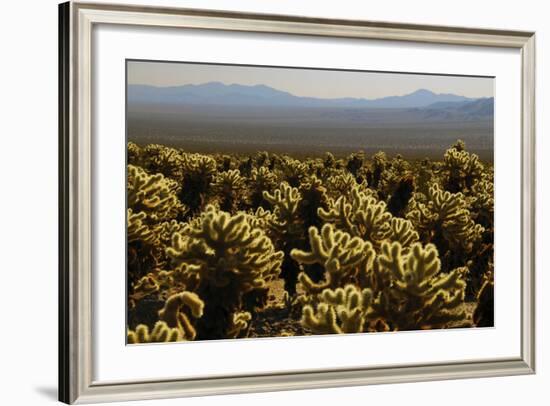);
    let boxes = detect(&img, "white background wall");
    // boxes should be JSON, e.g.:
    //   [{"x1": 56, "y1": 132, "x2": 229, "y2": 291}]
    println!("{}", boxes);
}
[{"x1": 0, "y1": 0, "x2": 546, "y2": 404}]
